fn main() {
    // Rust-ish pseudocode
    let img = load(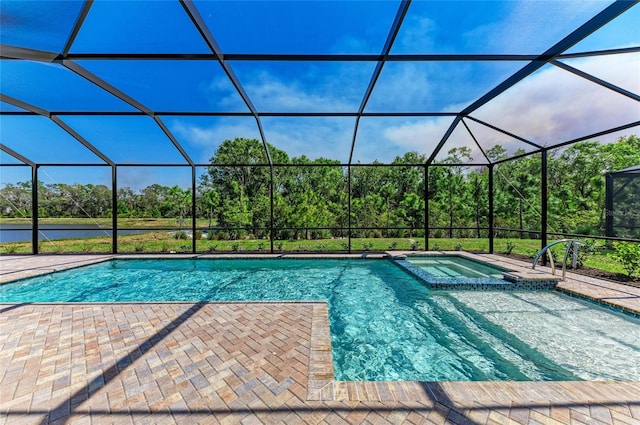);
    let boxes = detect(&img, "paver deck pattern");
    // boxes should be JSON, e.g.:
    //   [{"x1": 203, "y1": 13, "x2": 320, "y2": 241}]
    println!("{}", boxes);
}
[{"x1": 1, "y1": 254, "x2": 639, "y2": 424}]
